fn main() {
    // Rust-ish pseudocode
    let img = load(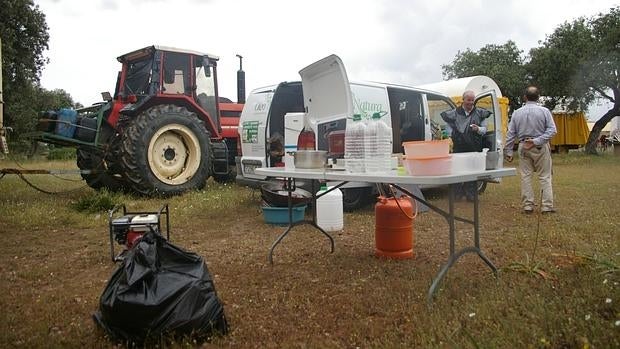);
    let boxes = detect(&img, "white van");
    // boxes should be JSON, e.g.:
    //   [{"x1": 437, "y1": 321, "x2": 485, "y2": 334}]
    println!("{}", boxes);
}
[{"x1": 236, "y1": 55, "x2": 504, "y2": 210}]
